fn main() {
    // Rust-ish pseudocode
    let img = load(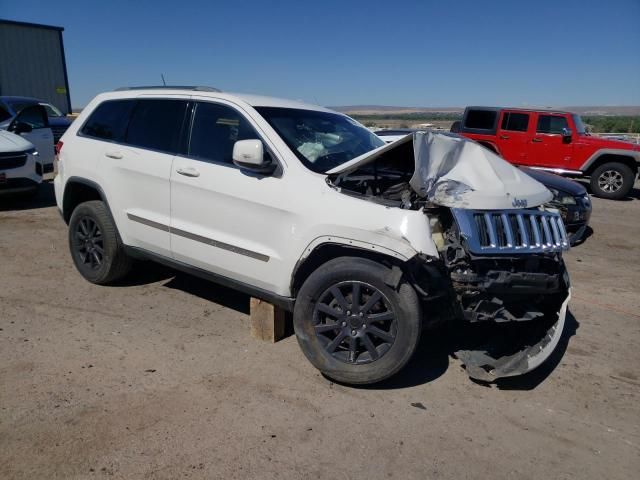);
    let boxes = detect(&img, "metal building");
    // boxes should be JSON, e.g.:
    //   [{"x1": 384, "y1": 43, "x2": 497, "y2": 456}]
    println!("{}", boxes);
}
[{"x1": 0, "y1": 19, "x2": 71, "y2": 114}]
